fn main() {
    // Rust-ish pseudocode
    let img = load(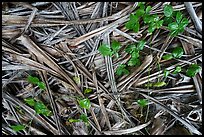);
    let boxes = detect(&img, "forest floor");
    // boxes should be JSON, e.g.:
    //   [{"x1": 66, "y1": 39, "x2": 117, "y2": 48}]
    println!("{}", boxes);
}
[{"x1": 2, "y1": 2, "x2": 202, "y2": 135}]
